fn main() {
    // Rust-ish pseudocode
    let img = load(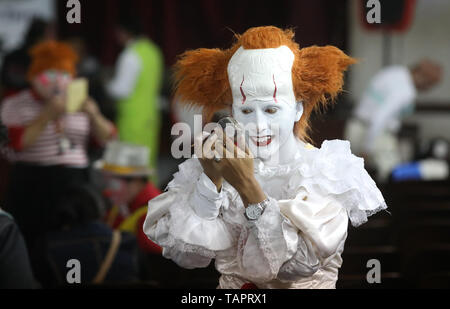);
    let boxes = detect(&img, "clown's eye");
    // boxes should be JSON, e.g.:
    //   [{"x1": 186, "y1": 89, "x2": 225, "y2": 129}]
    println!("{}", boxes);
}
[
  {"x1": 47, "y1": 72, "x2": 57, "y2": 80},
  {"x1": 265, "y1": 107, "x2": 278, "y2": 114},
  {"x1": 241, "y1": 108, "x2": 253, "y2": 115}
]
